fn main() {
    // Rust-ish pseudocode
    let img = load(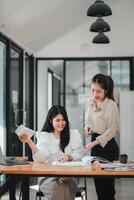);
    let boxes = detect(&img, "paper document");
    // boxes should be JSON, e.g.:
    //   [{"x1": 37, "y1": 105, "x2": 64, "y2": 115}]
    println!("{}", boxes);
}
[
  {"x1": 82, "y1": 155, "x2": 110, "y2": 164},
  {"x1": 15, "y1": 124, "x2": 35, "y2": 138},
  {"x1": 52, "y1": 161, "x2": 86, "y2": 167},
  {"x1": 101, "y1": 163, "x2": 134, "y2": 171}
]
